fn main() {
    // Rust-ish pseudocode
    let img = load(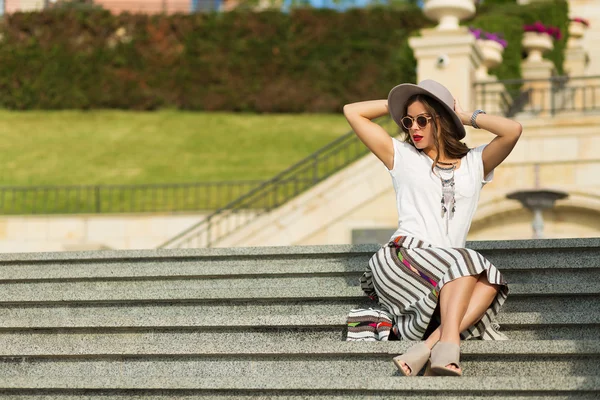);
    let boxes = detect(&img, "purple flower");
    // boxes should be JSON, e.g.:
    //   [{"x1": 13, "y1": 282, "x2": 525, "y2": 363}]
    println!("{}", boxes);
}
[
  {"x1": 547, "y1": 26, "x2": 562, "y2": 40},
  {"x1": 469, "y1": 27, "x2": 508, "y2": 49},
  {"x1": 469, "y1": 27, "x2": 483, "y2": 39},
  {"x1": 570, "y1": 17, "x2": 590, "y2": 27},
  {"x1": 494, "y1": 38, "x2": 508, "y2": 48},
  {"x1": 523, "y1": 21, "x2": 562, "y2": 40},
  {"x1": 523, "y1": 21, "x2": 546, "y2": 34},
  {"x1": 485, "y1": 33, "x2": 508, "y2": 48}
]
